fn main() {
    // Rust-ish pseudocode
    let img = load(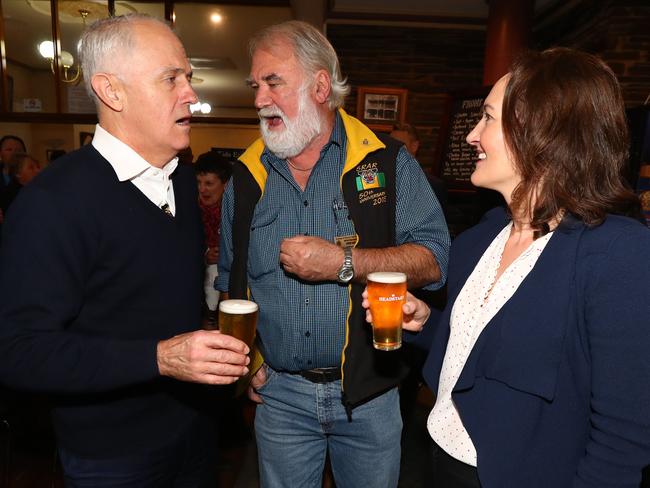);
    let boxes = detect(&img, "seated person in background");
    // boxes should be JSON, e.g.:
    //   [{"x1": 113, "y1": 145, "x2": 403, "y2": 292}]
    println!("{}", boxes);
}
[
  {"x1": 366, "y1": 47, "x2": 650, "y2": 487},
  {"x1": 391, "y1": 122, "x2": 447, "y2": 212},
  {"x1": 195, "y1": 150, "x2": 233, "y2": 326},
  {"x1": 0, "y1": 135, "x2": 26, "y2": 190}
]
